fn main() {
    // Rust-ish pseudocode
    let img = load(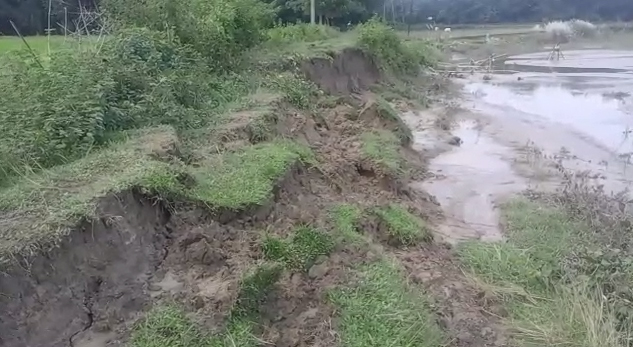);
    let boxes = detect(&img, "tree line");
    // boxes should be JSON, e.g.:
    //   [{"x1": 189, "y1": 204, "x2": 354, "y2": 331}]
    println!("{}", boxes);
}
[{"x1": 2, "y1": 0, "x2": 633, "y2": 36}]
